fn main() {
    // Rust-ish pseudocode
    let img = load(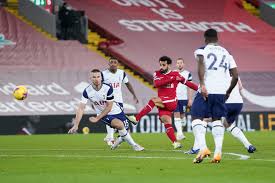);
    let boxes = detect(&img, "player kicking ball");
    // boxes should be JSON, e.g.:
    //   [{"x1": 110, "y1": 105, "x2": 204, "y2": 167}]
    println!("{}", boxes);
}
[
  {"x1": 127, "y1": 56, "x2": 198, "y2": 149},
  {"x1": 68, "y1": 69, "x2": 144, "y2": 151}
]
